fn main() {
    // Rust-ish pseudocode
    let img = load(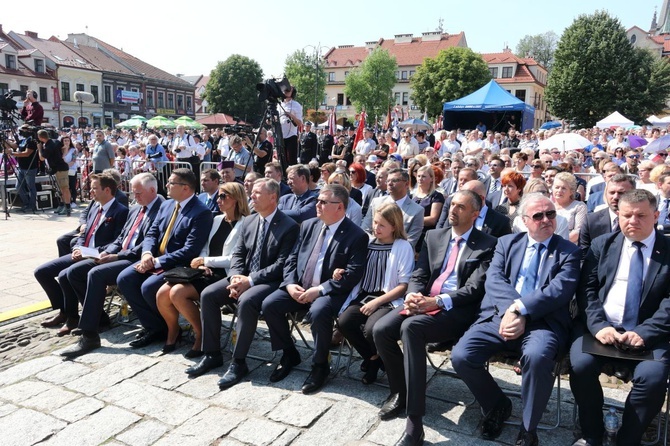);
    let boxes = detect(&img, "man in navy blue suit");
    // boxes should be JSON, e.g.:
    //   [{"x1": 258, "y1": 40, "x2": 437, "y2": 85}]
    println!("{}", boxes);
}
[
  {"x1": 117, "y1": 168, "x2": 213, "y2": 349},
  {"x1": 452, "y1": 193, "x2": 581, "y2": 446},
  {"x1": 277, "y1": 164, "x2": 316, "y2": 224},
  {"x1": 262, "y1": 184, "x2": 368, "y2": 394},
  {"x1": 571, "y1": 190, "x2": 670, "y2": 446},
  {"x1": 59, "y1": 173, "x2": 164, "y2": 358},
  {"x1": 36, "y1": 173, "x2": 129, "y2": 334},
  {"x1": 198, "y1": 168, "x2": 221, "y2": 215}
]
